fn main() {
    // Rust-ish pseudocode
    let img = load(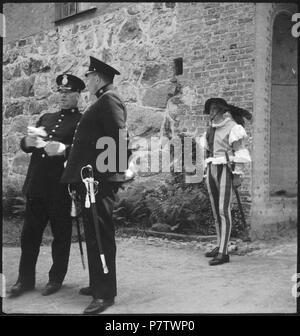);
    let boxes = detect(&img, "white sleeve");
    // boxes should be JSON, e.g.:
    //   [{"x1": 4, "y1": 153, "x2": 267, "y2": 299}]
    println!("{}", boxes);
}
[
  {"x1": 229, "y1": 124, "x2": 247, "y2": 146},
  {"x1": 198, "y1": 132, "x2": 208, "y2": 149},
  {"x1": 233, "y1": 148, "x2": 251, "y2": 163}
]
